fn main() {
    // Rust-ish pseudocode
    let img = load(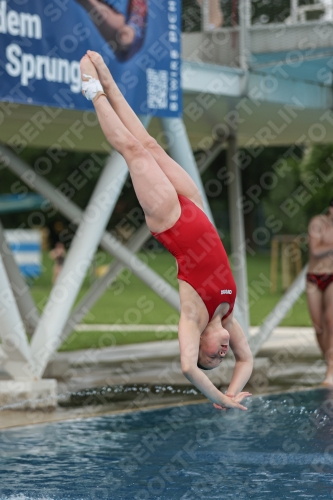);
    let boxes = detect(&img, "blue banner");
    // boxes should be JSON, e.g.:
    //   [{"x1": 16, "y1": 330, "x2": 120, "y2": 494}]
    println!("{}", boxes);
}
[{"x1": 0, "y1": 0, "x2": 182, "y2": 117}]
